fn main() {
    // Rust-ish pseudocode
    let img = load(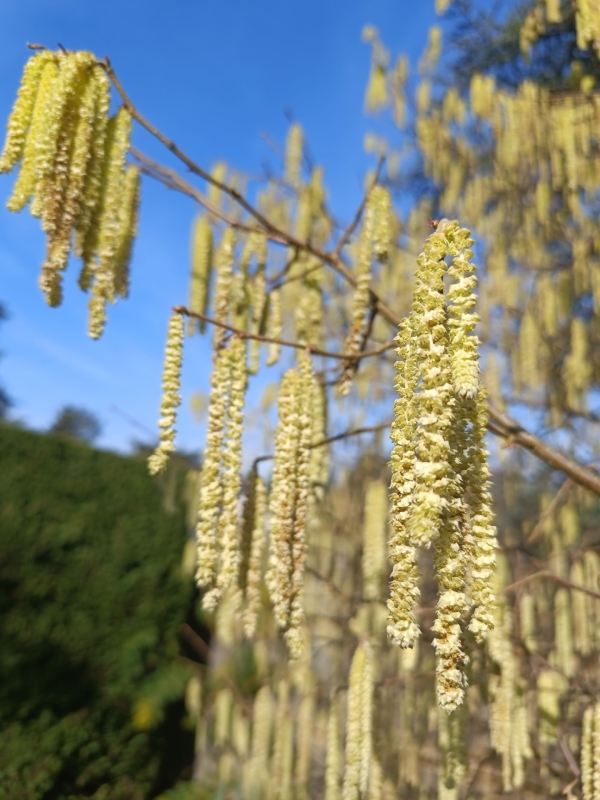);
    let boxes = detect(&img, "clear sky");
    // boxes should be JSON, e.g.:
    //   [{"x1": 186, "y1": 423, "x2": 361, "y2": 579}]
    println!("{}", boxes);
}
[{"x1": 0, "y1": 0, "x2": 438, "y2": 455}]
